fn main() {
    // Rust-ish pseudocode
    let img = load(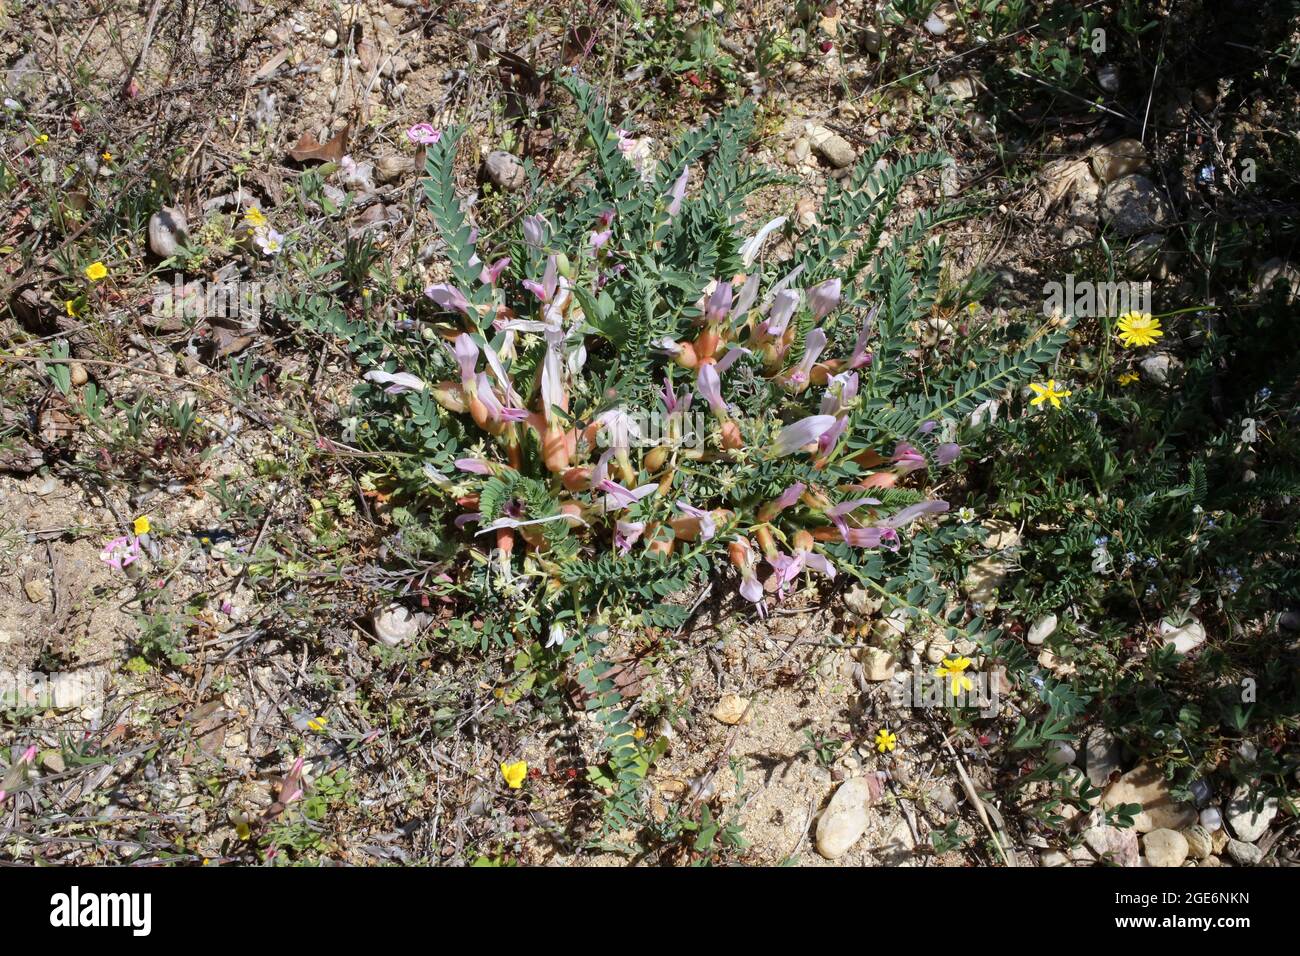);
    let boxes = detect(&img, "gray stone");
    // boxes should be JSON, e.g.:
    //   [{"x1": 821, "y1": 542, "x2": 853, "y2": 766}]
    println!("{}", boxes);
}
[
  {"x1": 808, "y1": 126, "x2": 856, "y2": 169},
  {"x1": 1226, "y1": 839, "x2": 1263, "y2": 866},
  {"x1": 1140, "y1": 352, "x2": 1182, "y2": 386},
  {"x1": 483, "y1": 150, "x2": 526, "y2": 191},
  {"x1": 1084, "y1": 731, "x2": 1122, "y2": 788},
  {"x1": 1100, "y1": 175, "x2": 1173, "y2": 236}
]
